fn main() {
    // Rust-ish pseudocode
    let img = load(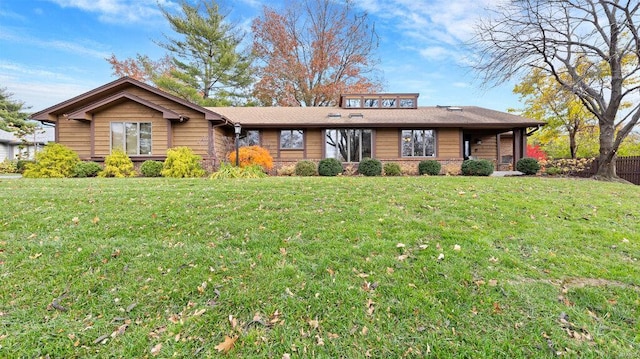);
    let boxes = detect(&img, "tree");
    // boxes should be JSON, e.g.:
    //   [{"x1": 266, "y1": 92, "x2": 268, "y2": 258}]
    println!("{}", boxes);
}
[
  {"x1": 107, "y1": 0, "x2": 253, "y2": 106},
  {"x1": 251, "y1": 0, "x2": 382, "y2": 107},
  {"x1": 471, "y1": 0, "x2": 640, "y2": 181},
  {"x1": 513, "y1": 67, "x2": 597, "y2": 159},
  {"x1": 0, "y1": 88, "x2": 32, "y2": 132},
  {"x1": 106, "y1": 54, "x2": 173, "y2": 84}
]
